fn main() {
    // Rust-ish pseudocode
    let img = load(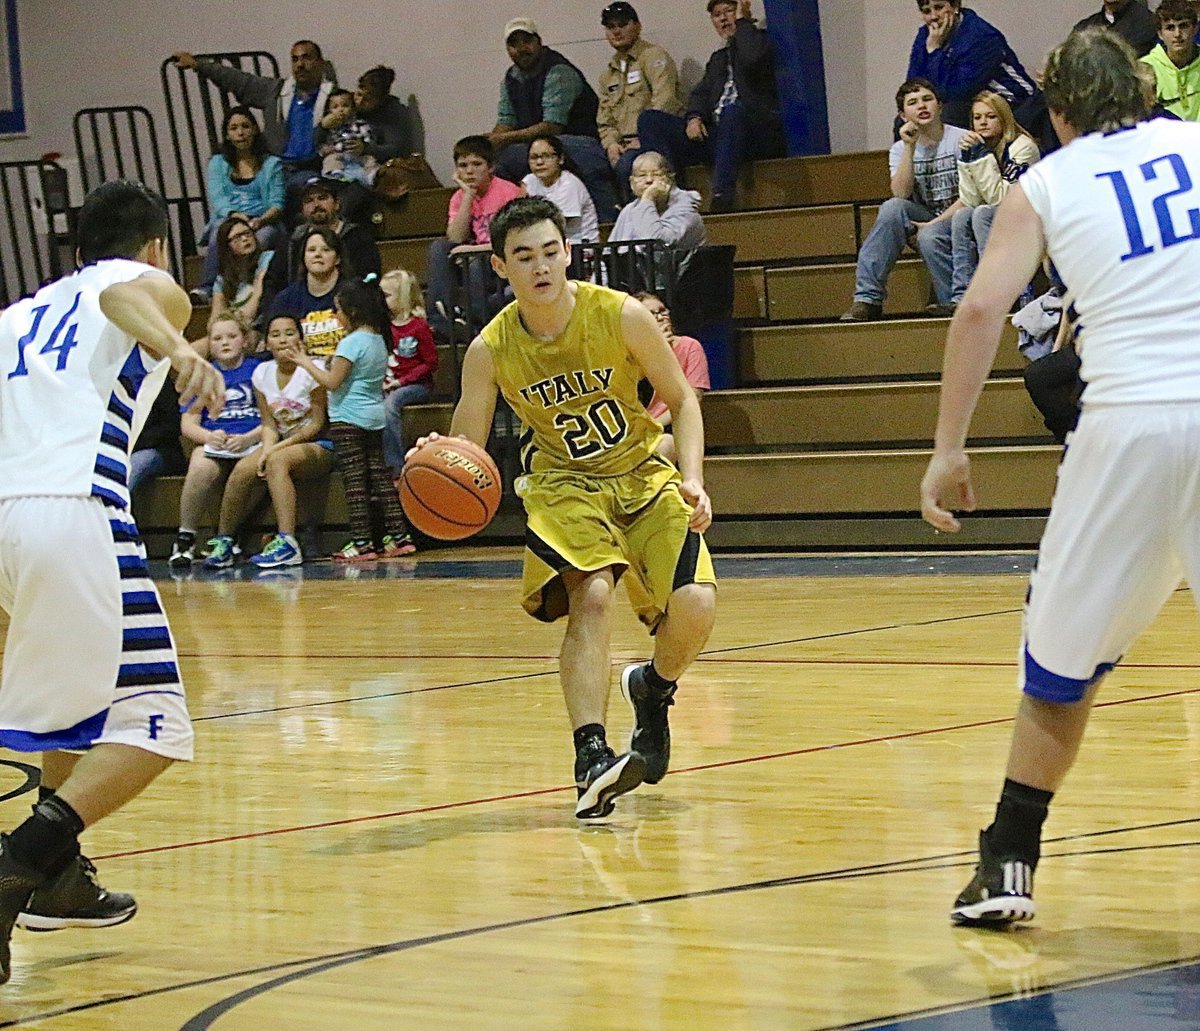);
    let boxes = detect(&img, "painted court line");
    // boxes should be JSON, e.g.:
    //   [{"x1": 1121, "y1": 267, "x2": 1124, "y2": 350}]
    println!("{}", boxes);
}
[{"x1": 95, "y1": 684, "x2": 1200, "y2": 863}]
